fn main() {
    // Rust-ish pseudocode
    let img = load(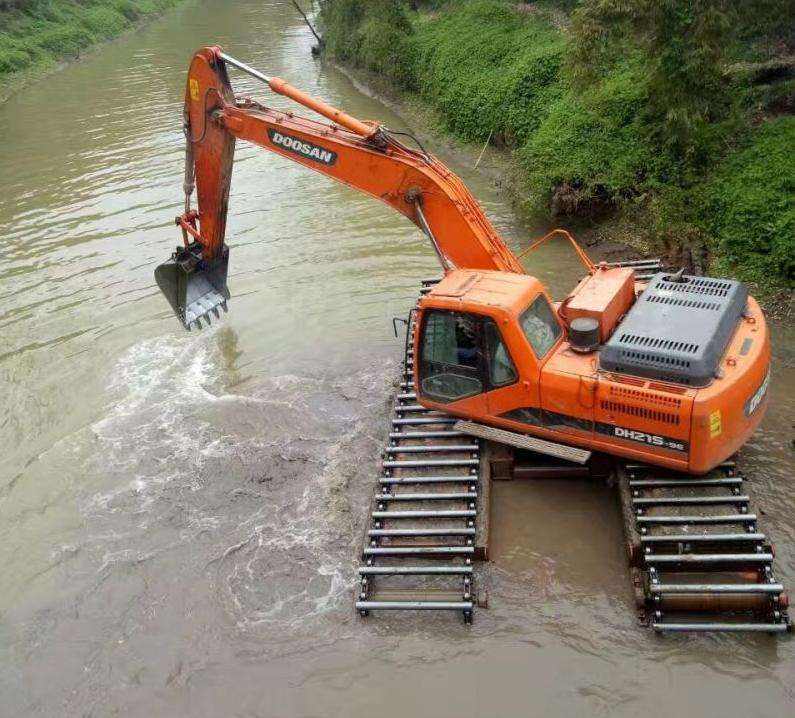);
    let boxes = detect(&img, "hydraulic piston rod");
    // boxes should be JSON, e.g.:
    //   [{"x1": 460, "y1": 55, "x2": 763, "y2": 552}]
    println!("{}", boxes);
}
[{"x1": 219, "y1": 51, "x2": 379, "y2": 139}]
